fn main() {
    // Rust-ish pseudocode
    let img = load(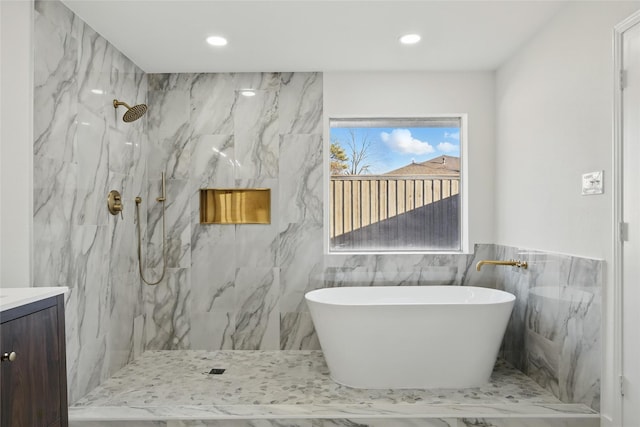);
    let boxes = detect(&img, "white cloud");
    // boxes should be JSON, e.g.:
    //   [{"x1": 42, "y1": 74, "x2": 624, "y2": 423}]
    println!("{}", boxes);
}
[
  {"x1": 437, "y1": 142, "x2": 458, "y2": 153},
  {"x1": 444, "y1": 132, "x2": 460, "y2": 140},
  {"x1": 380, "y1": 129, "x2": 434, "y2": 155}
]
